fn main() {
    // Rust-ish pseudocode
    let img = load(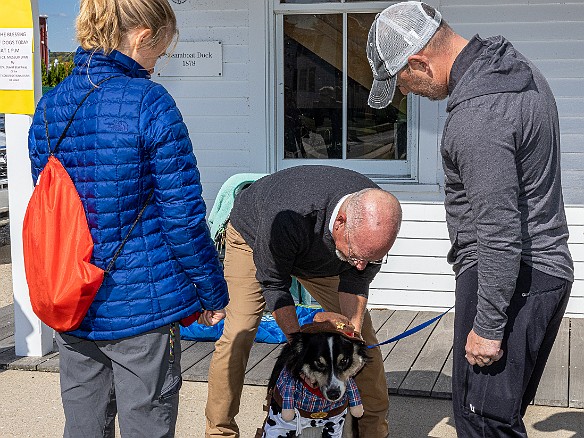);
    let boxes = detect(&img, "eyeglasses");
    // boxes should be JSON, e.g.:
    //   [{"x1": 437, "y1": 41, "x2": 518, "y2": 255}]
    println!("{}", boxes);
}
[{"x1": 345, "y1": 227, "x2": 388, "y2": 266}]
